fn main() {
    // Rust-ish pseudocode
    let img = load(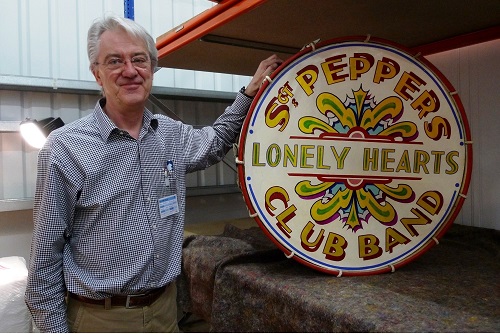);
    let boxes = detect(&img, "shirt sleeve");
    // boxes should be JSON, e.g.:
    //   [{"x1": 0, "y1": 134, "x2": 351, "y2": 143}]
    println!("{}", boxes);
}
[
  {"x1": 25, "y1": 140, "x2": 77, "y2": 332},
  {"x1": 183, "y1": 92, "x2": 253, "y2": 173}
]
